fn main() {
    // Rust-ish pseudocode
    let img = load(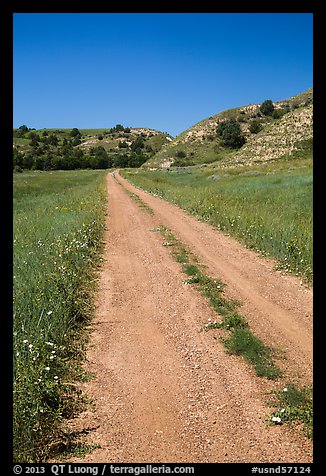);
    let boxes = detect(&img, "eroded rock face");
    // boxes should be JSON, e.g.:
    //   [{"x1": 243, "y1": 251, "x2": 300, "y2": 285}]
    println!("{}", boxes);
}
[
  {"x1": 143, "y1": 88, "x2": 313, "y2": 170},
  {"x1": 231, "y1": 105, "x2": 313, "y2": 166}
]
